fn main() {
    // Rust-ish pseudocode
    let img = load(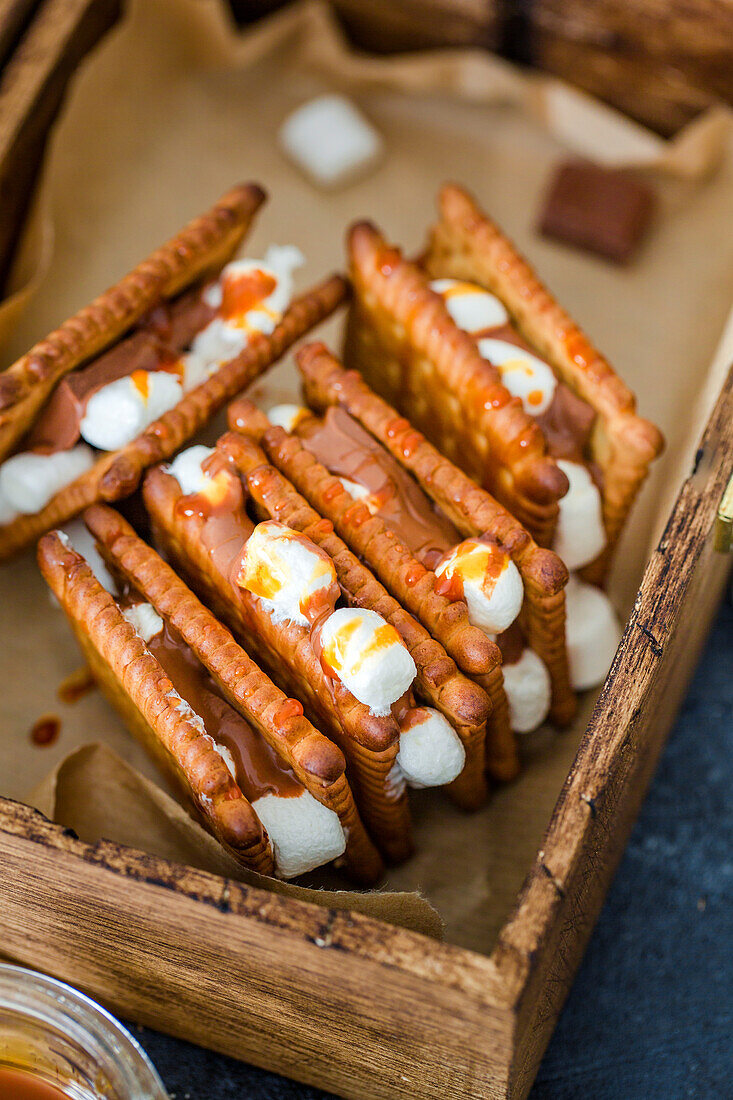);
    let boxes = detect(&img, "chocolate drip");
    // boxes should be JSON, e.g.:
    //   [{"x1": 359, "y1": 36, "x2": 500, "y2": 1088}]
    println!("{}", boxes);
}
[
  {"x1": 296, "y1": 406, "x2": 460, "y2": 570},
  {"x1": 143, "y1": 611, "x2": 302, "y2": 801}
]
